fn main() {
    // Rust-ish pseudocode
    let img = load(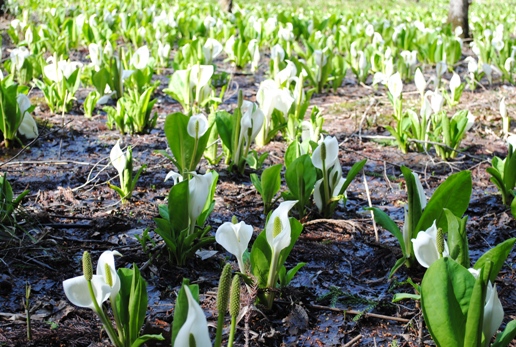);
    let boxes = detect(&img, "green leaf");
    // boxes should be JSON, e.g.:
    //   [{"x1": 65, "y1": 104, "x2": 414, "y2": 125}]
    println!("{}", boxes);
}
[
  {"x1": 128, "y1": 264, "x2": 148, "y2": 344},
  {"x1": 284, "y1": 154, "x2": 316, "y2": 211},
  {"x1": 250, "y1": 173, "x2": 262, "y2": 195},
  {"x1": 130, "y1": 334, "x2": 165, "y2": 347},
  {"x1": 250, "y1": 230, "x2": 272, "y2": 288},
  {"x1": 92, "y1": 67, "x2": 109, "y2": 94},
  {"x1": 168, "y1": 180, "x2": 190, "y2": 233},
  {"x1": 215, "y1": 110, "x2": 233, "y2": 150},
  {"x1": 392, "y1": 293, "x2": 421, "y2": 302},
  {"x1": 261, "y1": 164, "x2": 282, "y2": 205},
  {"x1": 492, "y1": 320, "x2": 516, "y2": 347},
  {"x1": 416, "y1": 170, "x2": 472, "y2": 233},
  {"x1": 338, "y1": 159, "x2": 367, "y2": 197},
  {"x1": 283, "y1": 262, "x2": 306, "y2": 287},
  {"x1": 368, "y1": 207, "x2": 405, "y2": 258},
  {"x1": 487, "y1": 167, "x2": 508, "y2": 202},
  {"x1": 164, "y1": 113, "x2": 190, "y2": 173},
  {"x1": 464, "y1": 264, "x2": 489, "y2": 347},
  {"x1": 445, "y1": 209, "x2": 469, "y2": 268},
  {"x1": 421, "y1": 257, "x2": 475, "y2": 347},
  {"x1": 473, "y1": 238, "x2": 516, "y2": 283},
  {"x1": 389, "y1": 257, "x2": 407, "y2": 278}
]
